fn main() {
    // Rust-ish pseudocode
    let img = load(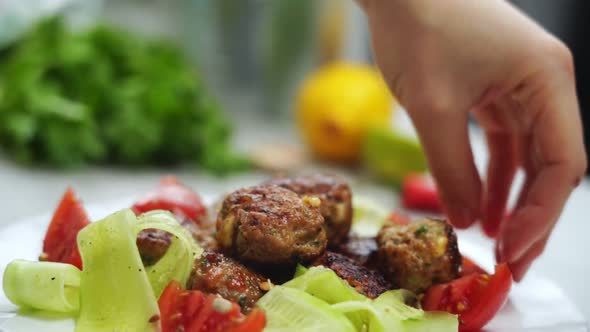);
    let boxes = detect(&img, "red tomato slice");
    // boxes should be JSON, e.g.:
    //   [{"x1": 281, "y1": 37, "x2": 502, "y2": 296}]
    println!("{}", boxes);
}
[
  {"x1": 158, "y1": 281, "x2": 265, "y2": 332},
  {"x1": 158, "y1": 280, "x2": 185, "y2": 332},
  {"x1": 186, "y1": 295, "x2": 242, "y2": 332},
  {"x1": 132, "y1": 176, "x2": 207, "y2": 222},
  {"x1": 401, "y1": 174, "x2": 442, "y2": 213},
  {"x1": 422, "y1": 264, "x2": 512, "y2": 332},
  {"x1": 41, "y1": 188, "x2": 90, "y2": 270},
  {"x1": 389, "y1": 210, "x2": 411, "y2": 225},
  {"x1": 461, "y1": 256, "x2": 487, "y2": 276},
  {"x1": 224, "y1": 309, "x2": 266, "y2": 332}
]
